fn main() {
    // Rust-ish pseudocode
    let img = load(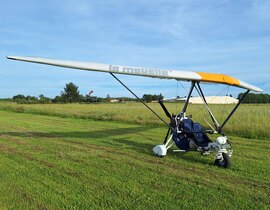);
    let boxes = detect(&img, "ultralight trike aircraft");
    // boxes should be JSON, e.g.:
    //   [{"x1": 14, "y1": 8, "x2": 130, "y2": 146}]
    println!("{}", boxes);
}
[{"x1": 7, "y1": 56, "x2": 263, "y2": 168}]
